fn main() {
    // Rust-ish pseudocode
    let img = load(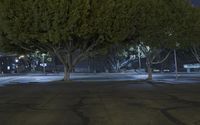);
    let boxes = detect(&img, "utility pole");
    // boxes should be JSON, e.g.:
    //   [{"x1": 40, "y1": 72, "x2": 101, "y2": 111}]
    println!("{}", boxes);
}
[
  {"x1": 42, "y1": 54, "x2": 46, "y2": 74},
  {"x1": 15, "y1": 58, "x2": 19, "y2": 74},
  {"x1": 174, "y1": 49, "x2": 178, "y2": 80}
]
